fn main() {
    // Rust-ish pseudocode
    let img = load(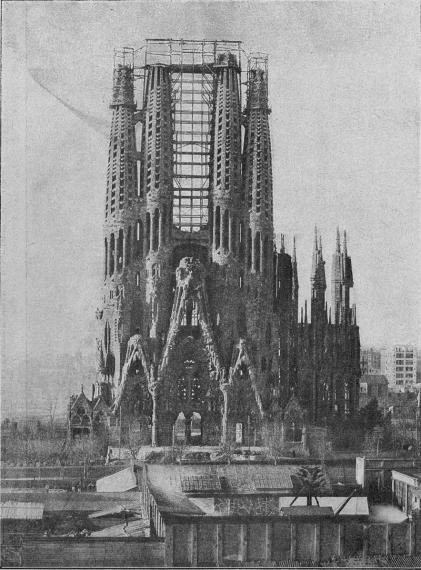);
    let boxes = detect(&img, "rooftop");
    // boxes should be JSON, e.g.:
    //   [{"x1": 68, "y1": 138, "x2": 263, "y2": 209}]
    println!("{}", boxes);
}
[
  {"x1": 144, "y1": 464, "x2": 366, "y2": 520},
  {"x1": 1, "y1": 500, "x2": 44, "y2": 520},
  {"x1": 0, "y1": 491, "x2": 140, "y2": 512}
]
